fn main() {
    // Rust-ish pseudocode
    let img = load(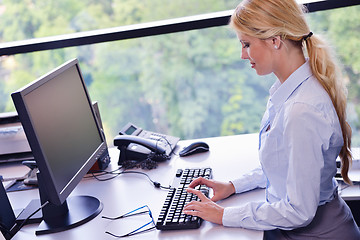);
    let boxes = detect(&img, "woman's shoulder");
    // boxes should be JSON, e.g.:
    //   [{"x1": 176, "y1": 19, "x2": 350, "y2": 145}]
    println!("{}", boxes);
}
[
  {"x1": 287, "y1": 75, "x2": 332, "y2": 110},
  {"x1": 283, "y1": 75, "x2": 339, "y2": 124}
]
